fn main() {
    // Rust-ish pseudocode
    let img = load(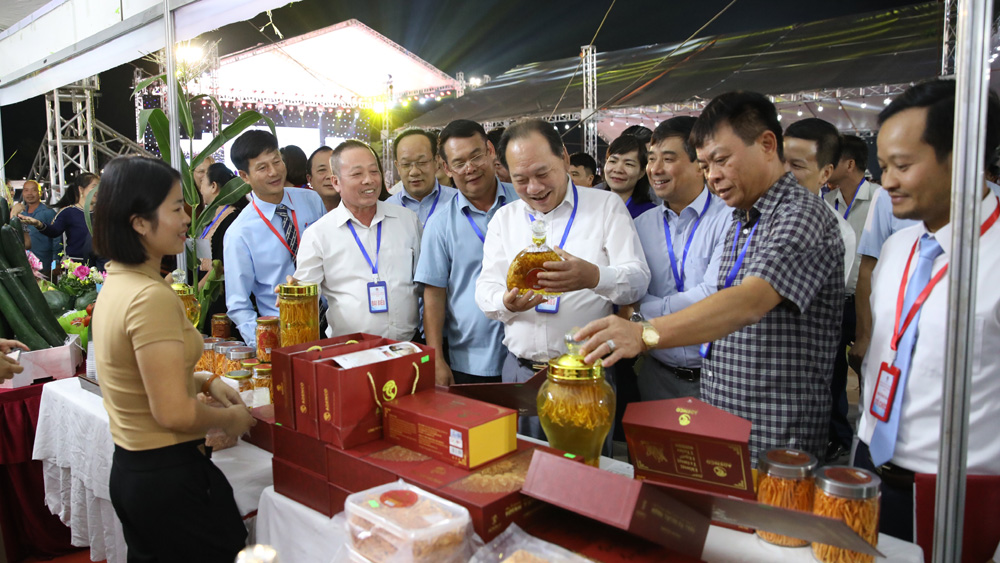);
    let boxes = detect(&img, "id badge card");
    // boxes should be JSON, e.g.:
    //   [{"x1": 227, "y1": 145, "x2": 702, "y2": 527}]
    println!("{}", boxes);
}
[
  {"x1": 535, "y1": 296, "x2": 560, "y2": 314},
  {"x1": 869, "y1": 361, "x2": 901, "y2": 422},
  {"x1": 699, "y1": 342, "x2": 712, "y2": 359},
  {"x1": 367, "y1": 281, "x2": 388, "y2": 313}
]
